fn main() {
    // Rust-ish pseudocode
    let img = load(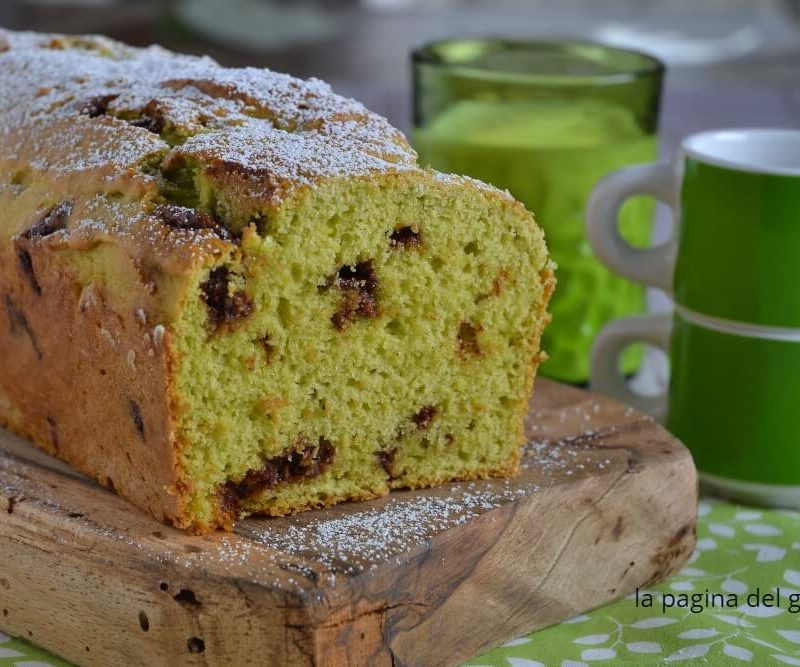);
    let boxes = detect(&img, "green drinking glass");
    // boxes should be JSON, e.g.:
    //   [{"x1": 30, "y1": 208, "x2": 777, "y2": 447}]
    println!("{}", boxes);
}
[{"x1": 411, "y1": 39, "x2": 664, "y2": 384}]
